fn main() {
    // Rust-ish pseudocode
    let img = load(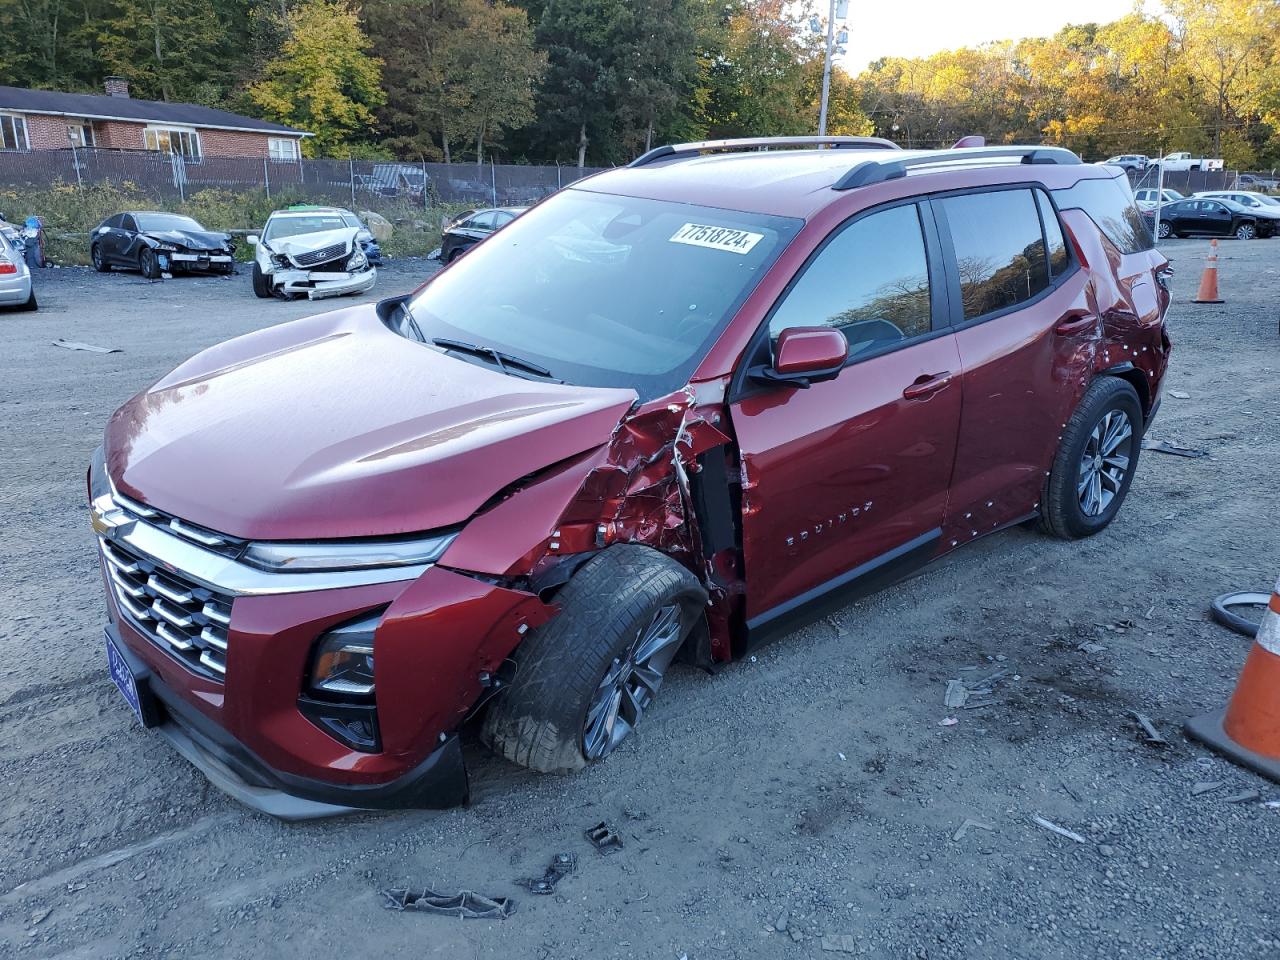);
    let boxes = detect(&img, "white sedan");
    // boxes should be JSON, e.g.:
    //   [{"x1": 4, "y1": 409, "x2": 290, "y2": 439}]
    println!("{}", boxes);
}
[
  {"x1": 0, "y1": 230, "x2": 35, "y2": 311},
  {"x1": 248, "y1": 207, "x2": 376, "y2": 301}
]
